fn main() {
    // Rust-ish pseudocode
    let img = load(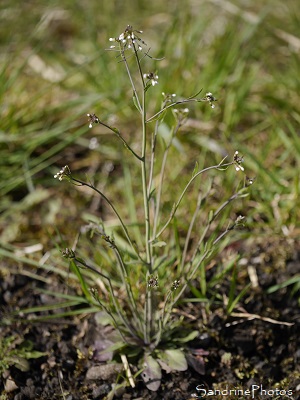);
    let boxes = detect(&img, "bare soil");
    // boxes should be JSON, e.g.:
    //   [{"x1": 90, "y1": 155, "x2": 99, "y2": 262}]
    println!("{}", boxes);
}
[{"x1": 1, "y1": 237, "x2": 300, "y2": 400}]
